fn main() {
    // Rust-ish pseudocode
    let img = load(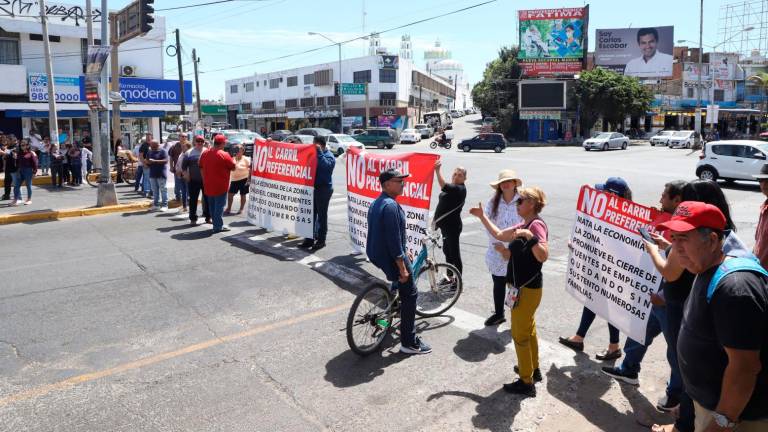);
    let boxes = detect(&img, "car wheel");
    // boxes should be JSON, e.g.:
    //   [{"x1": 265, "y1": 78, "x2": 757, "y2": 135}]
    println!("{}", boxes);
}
[
  {"x1": 462, "y1": 145, "x2": 471, "y2": 152},
  {"x1": 584, "y1": 147, "x2": 590, "y2": 151},
  {"x1": 622, "y1": 142, "x2": 628, "y2": 150},
  {"x1": 376, "y1": 141, "x2": 385, "y2": 149},
  {"x1": 651, "y1": 142, "x2": 656, "y2": 147},
  {"x1": 493, "y1": 145, "x2": 503, "y2": 153},
  {"x1": 386, "y1": 145, "x2": 393, "y2": 149},
  {"x1": 336, "y1": 148, "x2": 344, "y2": 157},
  {"x1": 602, "y1": 143, "x2": 609, "y2": 151},
  {"x1": 698, "y1": 167, "x2": 718, "y2": 181}
]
